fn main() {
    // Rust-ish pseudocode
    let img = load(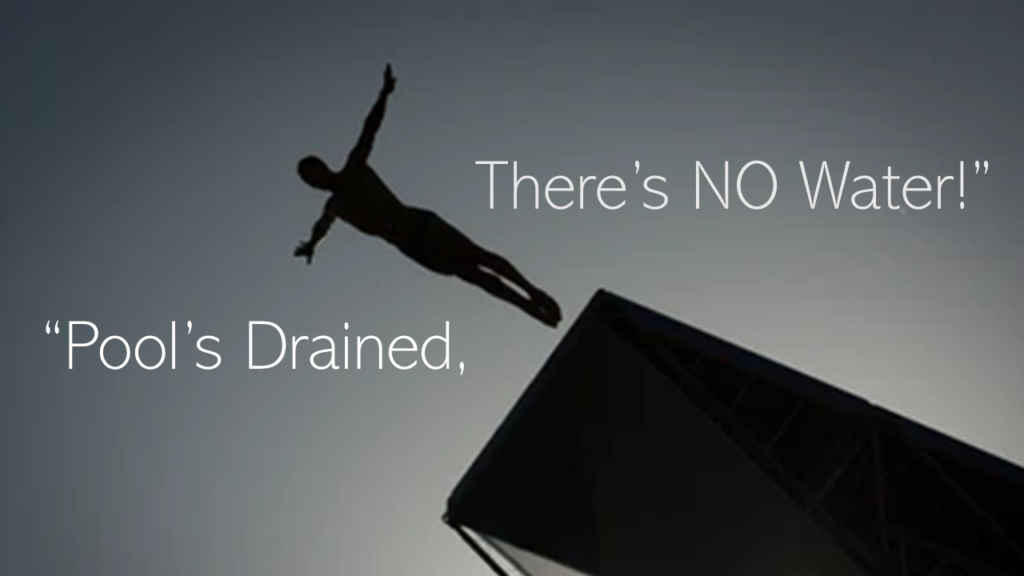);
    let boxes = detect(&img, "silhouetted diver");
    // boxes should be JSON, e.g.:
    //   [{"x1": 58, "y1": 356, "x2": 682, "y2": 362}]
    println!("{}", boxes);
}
[{"x1": 294, "y1": 64, "x2": 562, "y2": 327}]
